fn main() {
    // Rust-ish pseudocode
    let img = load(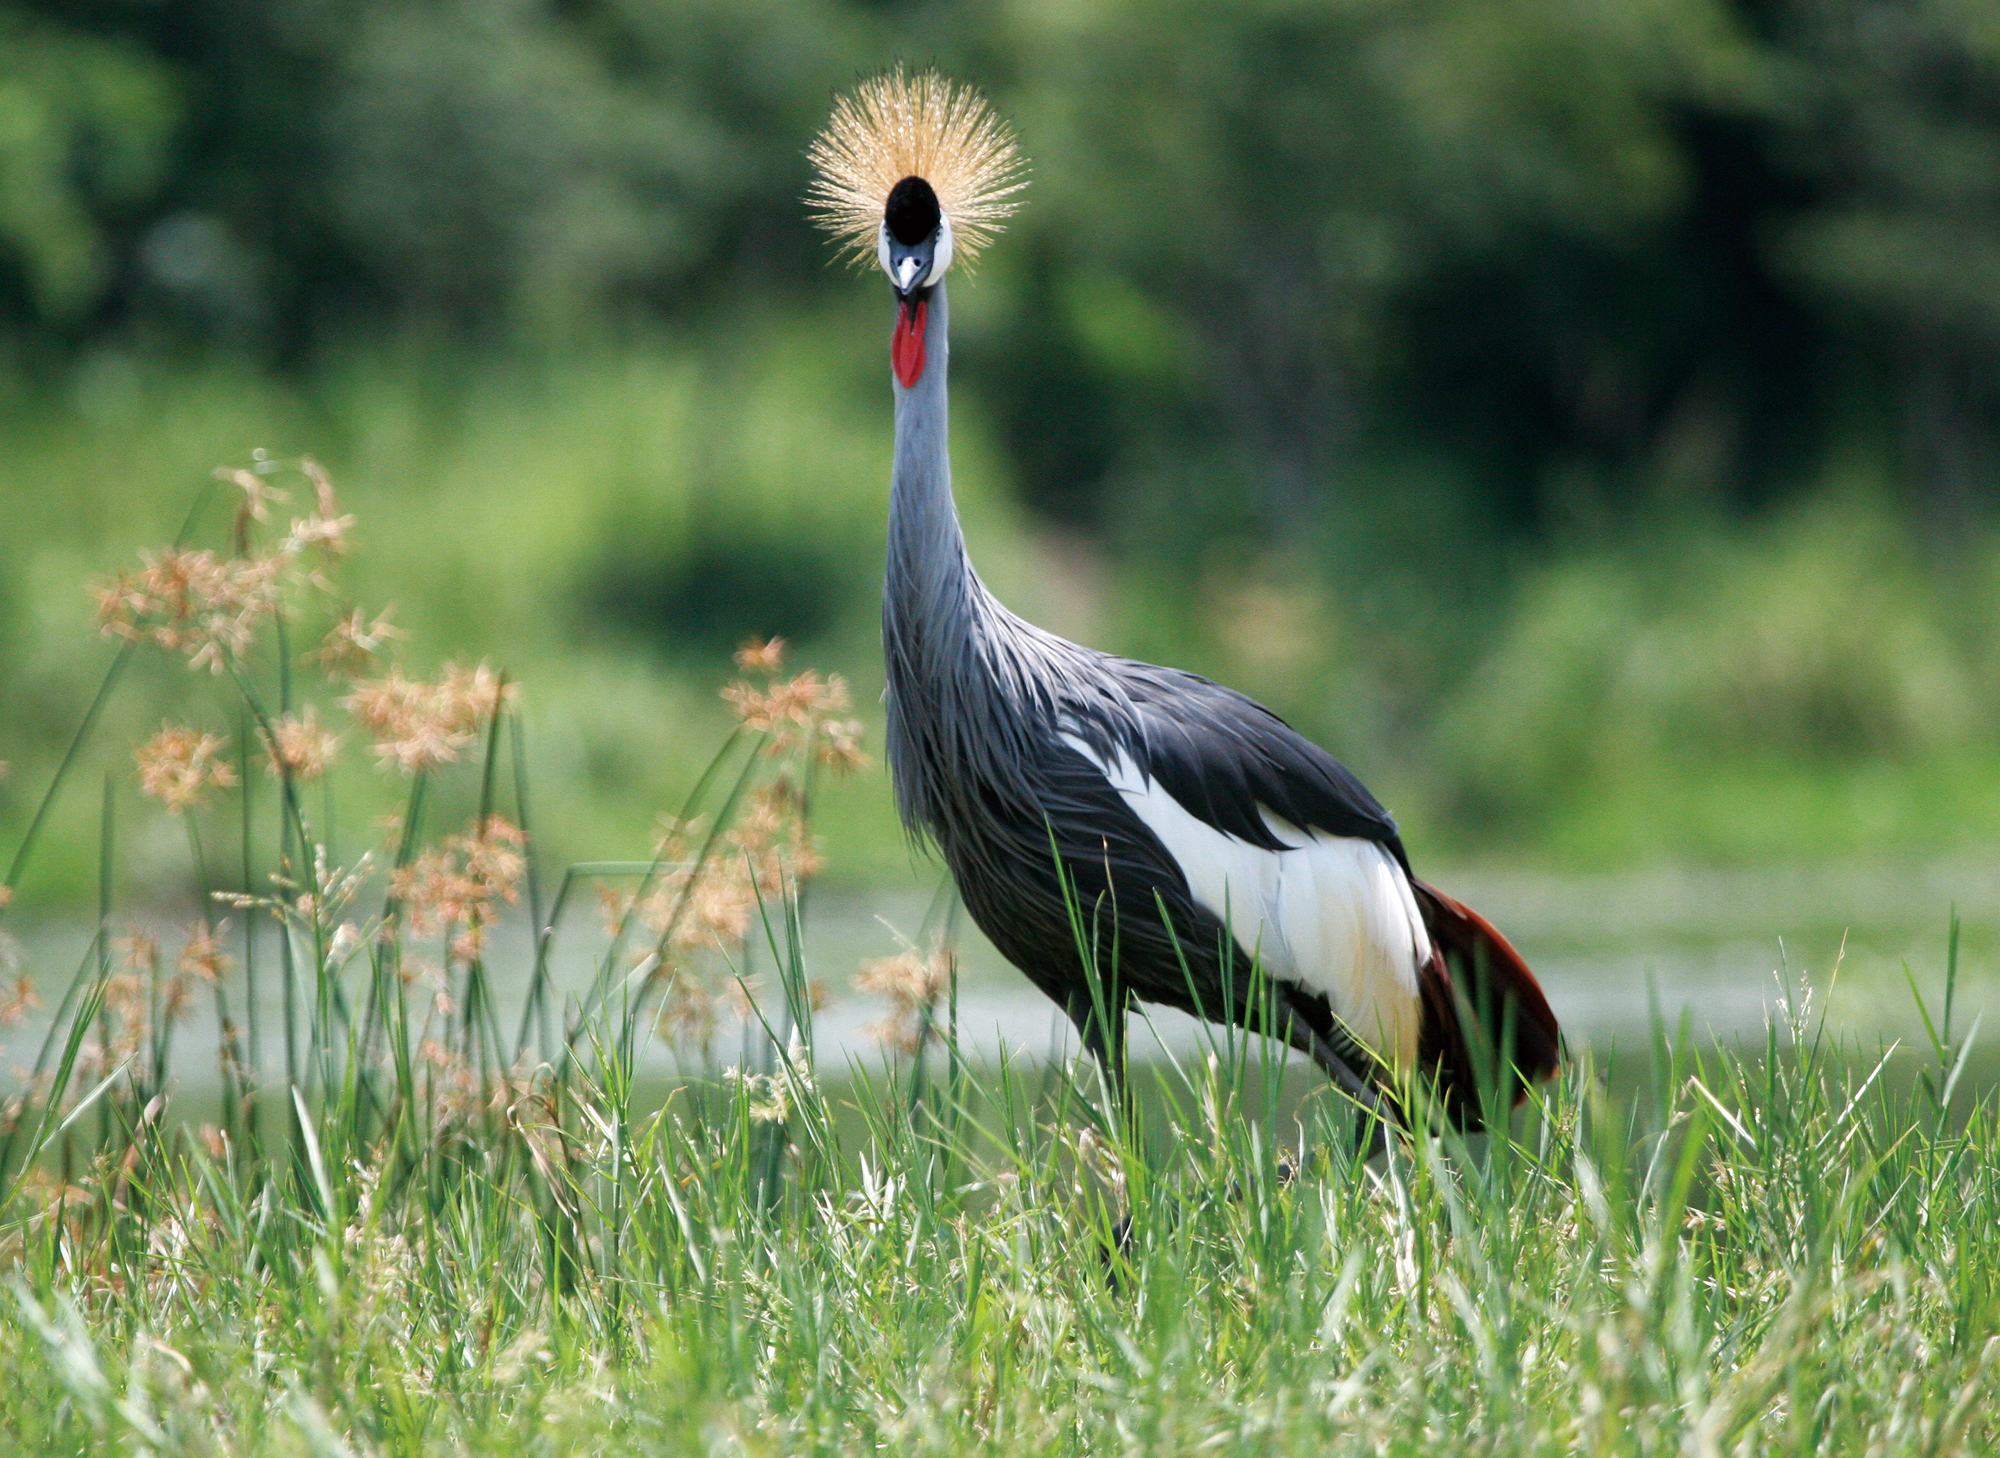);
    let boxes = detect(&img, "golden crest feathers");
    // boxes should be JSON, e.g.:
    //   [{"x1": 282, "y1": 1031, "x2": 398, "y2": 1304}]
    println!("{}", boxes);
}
[{"x1": 807, "y1": 67, "x2": 1027, "y2": 269}]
